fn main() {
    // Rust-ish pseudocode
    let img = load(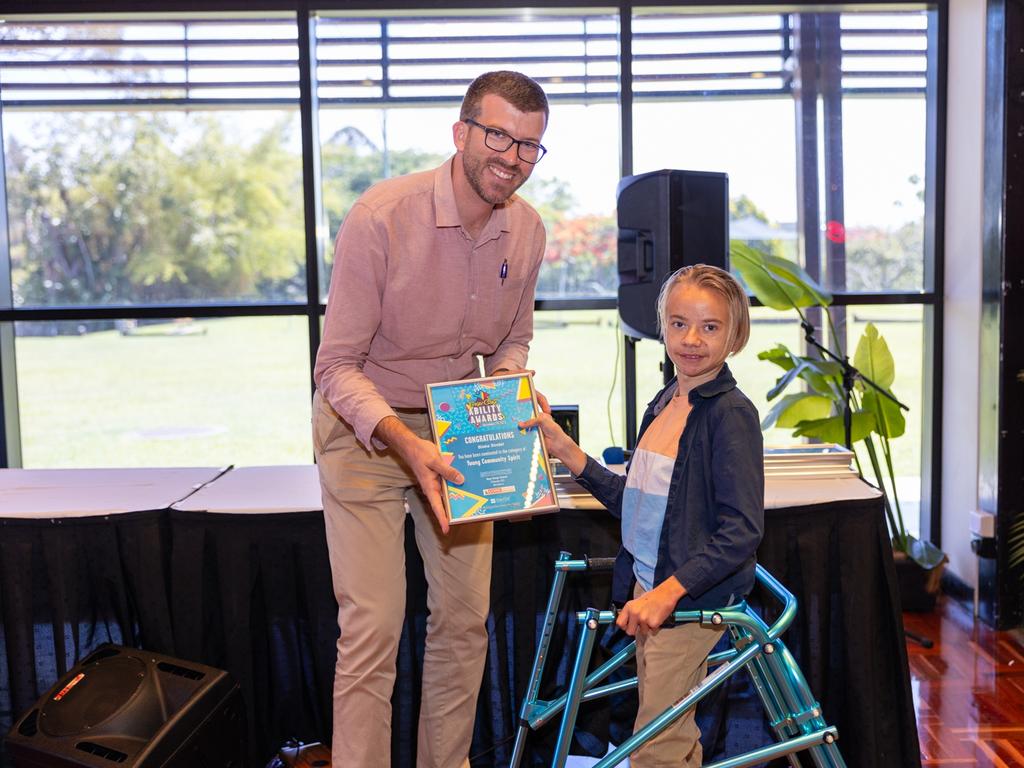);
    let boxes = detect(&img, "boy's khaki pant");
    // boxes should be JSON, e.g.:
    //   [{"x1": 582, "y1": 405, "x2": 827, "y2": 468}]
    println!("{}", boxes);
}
[
  {"x1": 313, "y1": 391, "x2": 492, "y2": 768},
  {"x1": 631, "y1": 583, "x2": 724, "y2": 768}
]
